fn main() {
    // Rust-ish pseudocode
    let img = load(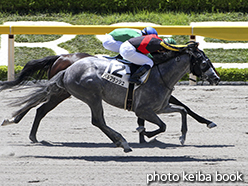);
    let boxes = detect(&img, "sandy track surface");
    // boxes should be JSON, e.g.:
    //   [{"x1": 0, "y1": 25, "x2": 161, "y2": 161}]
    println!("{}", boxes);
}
[{"x1": 0, "y1": 85, "x2": 247, "y2": 185}]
